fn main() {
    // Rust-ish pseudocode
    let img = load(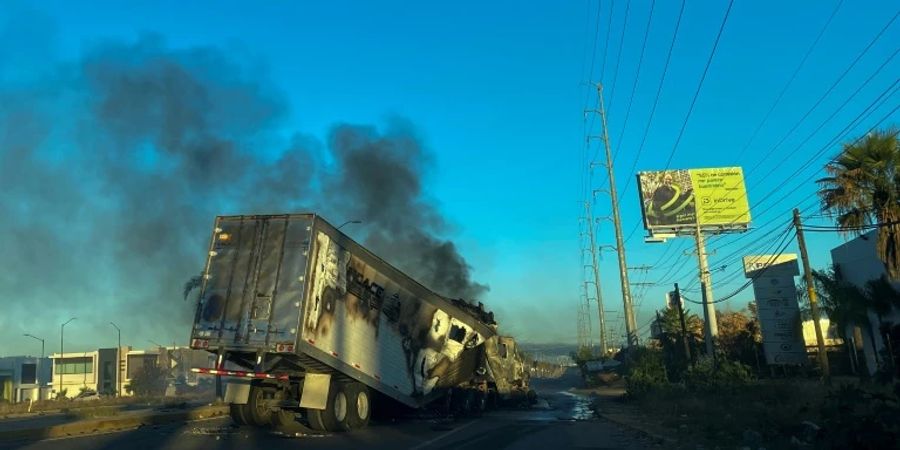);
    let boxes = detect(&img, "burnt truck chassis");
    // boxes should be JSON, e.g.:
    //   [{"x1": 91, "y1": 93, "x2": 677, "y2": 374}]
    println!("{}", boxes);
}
[{"x1": 188, "y1": 214, "x2": 509, "y2": 432}]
